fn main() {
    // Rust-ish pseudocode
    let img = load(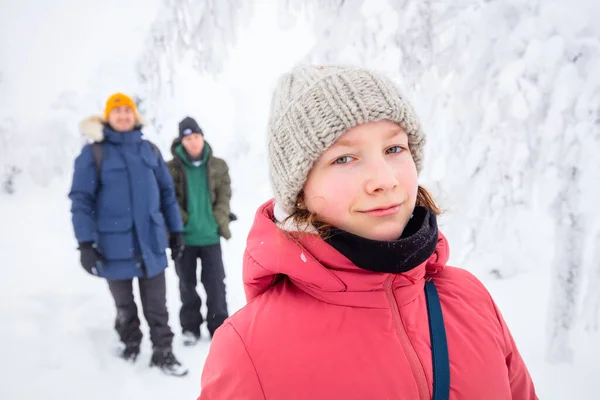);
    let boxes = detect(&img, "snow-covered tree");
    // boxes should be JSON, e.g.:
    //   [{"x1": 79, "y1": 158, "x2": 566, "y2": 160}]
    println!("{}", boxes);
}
[
  {"x1": 136, "y1": 0, "x2": 255, "y2": 136},
  {"x1": 583, "y1": 229, "x2": 600, "y2": 332},
  {"x1": 0, "y1": 73, "x2": 20, "y2": 194}
]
